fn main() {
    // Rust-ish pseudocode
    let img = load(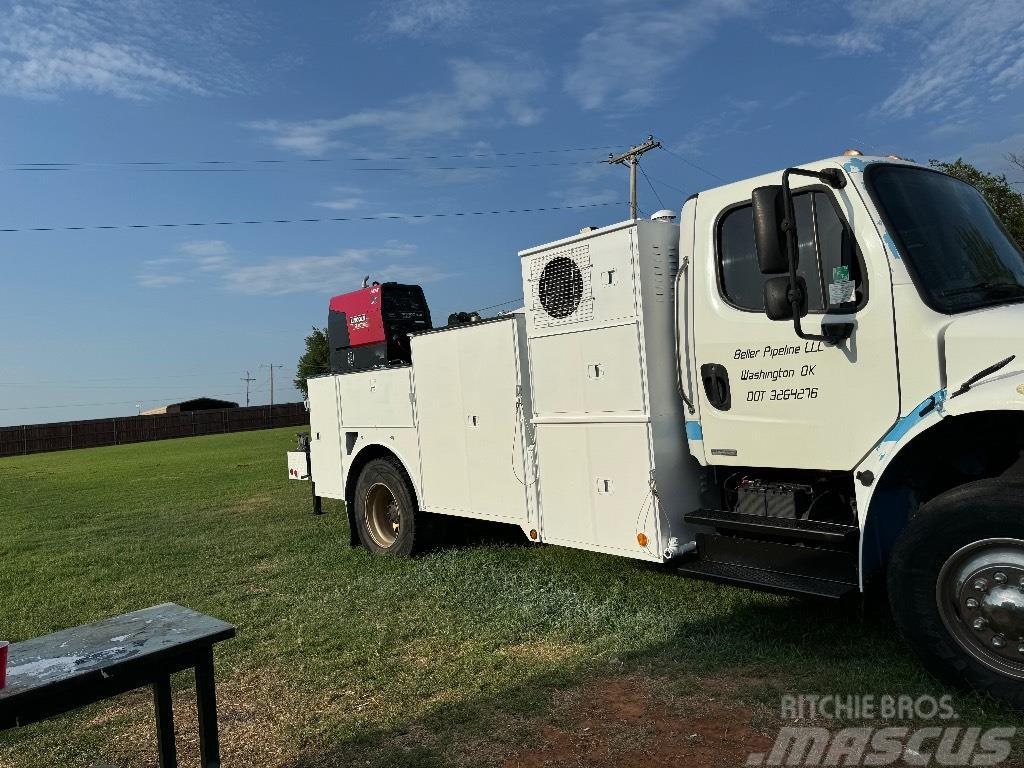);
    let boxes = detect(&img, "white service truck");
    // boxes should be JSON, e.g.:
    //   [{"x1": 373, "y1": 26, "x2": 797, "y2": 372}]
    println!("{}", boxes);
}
[{"x1": 289, "y1": 153, "x2": 1024, "y2": 707}]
